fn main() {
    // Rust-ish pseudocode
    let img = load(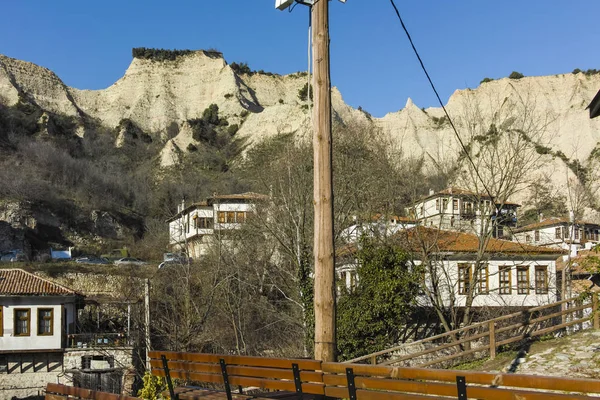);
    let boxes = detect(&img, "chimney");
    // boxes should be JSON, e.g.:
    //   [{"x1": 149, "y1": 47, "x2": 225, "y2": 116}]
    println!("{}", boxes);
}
[{"x1": 429, "y1": 188, "x2": 435, "y2": 196}]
